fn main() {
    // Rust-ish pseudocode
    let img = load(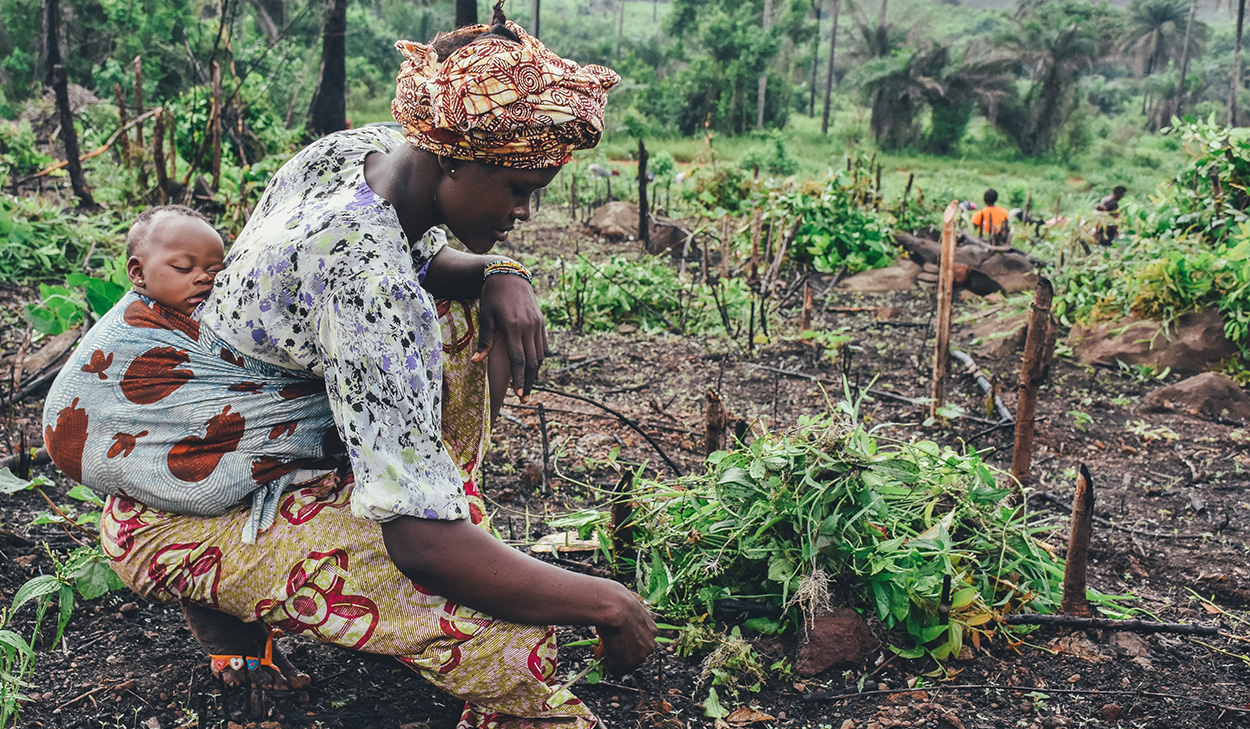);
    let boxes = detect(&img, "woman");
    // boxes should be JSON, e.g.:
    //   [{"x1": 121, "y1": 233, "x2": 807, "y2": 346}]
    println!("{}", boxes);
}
[{"x1": 44, "y1": 9, "x2": 656, "y2": 728}]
